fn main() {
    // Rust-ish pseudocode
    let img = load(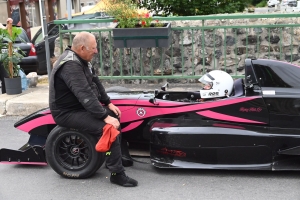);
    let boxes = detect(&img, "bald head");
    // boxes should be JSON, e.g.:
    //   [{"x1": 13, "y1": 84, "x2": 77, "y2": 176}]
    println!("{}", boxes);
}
[
  {"x1": 71, "y1": 32, "x2": 98, "y2": 62},
  {"x1": 72, "y1": 32, "x2": 95, "y2": 49}
]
